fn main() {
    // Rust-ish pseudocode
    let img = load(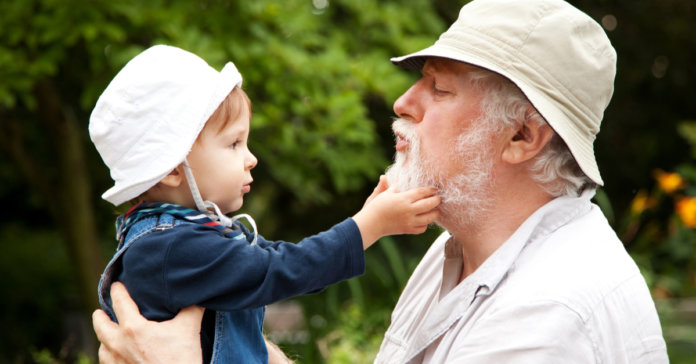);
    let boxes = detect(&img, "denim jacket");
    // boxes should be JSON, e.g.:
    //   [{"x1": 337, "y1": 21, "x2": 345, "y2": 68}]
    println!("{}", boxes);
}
[{"x1": 98, "y1": 206, "x2": 364, "y2": 364}]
